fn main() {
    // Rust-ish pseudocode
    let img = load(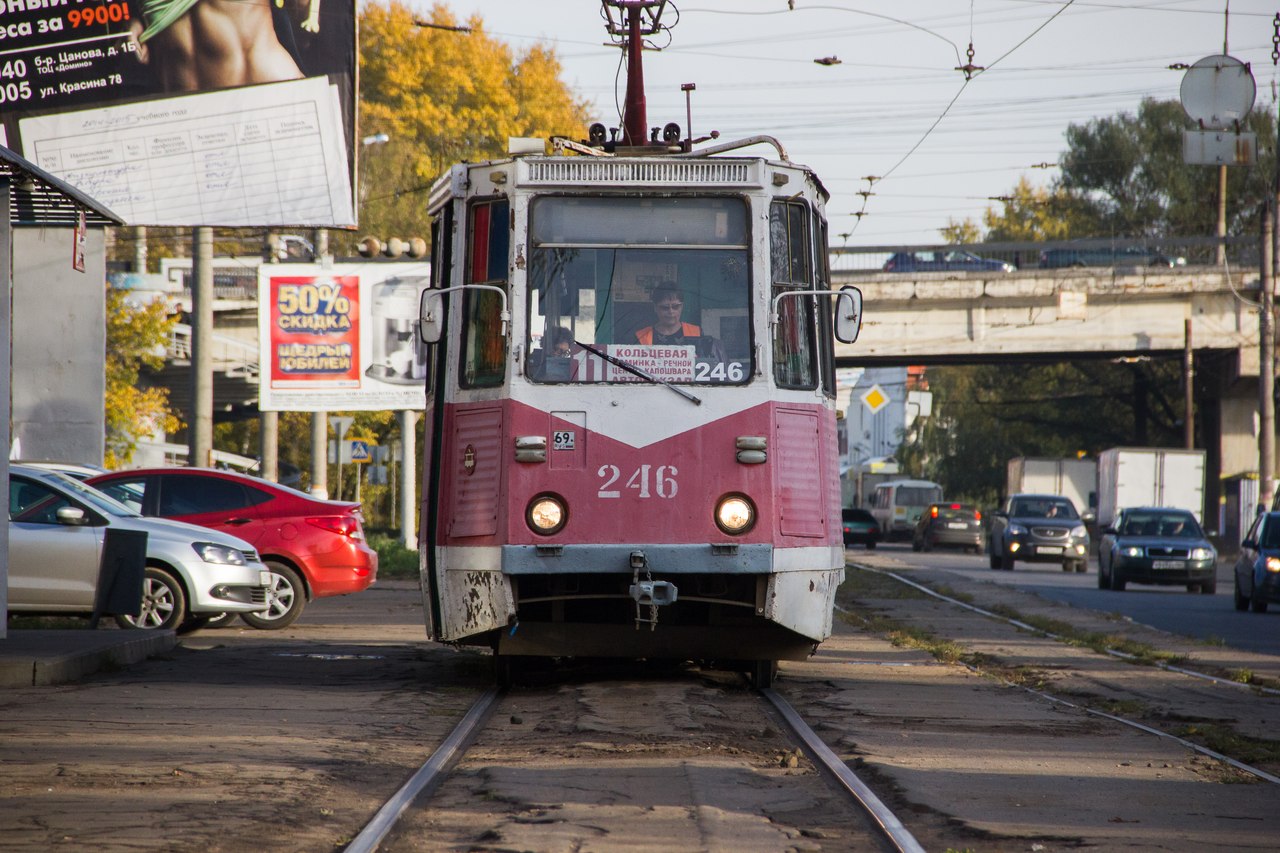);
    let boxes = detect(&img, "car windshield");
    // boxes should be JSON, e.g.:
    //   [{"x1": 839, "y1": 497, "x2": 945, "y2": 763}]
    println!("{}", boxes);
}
[
  {"x1": 933, "y1": 505, "x2": 974, "y2": 521},
  {"x1": 1119, "y1": 512, "x2": 1201, "y2": 537},
  {"x1": 1011, "y1": 498, "x2": 1078, "y2": 519},
  {"x1": 29, "y1": 469, "x2": 142, "y2": 518},
  {"x1": 843, "y1": 509, "x2": 874, "y2": 522}
]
